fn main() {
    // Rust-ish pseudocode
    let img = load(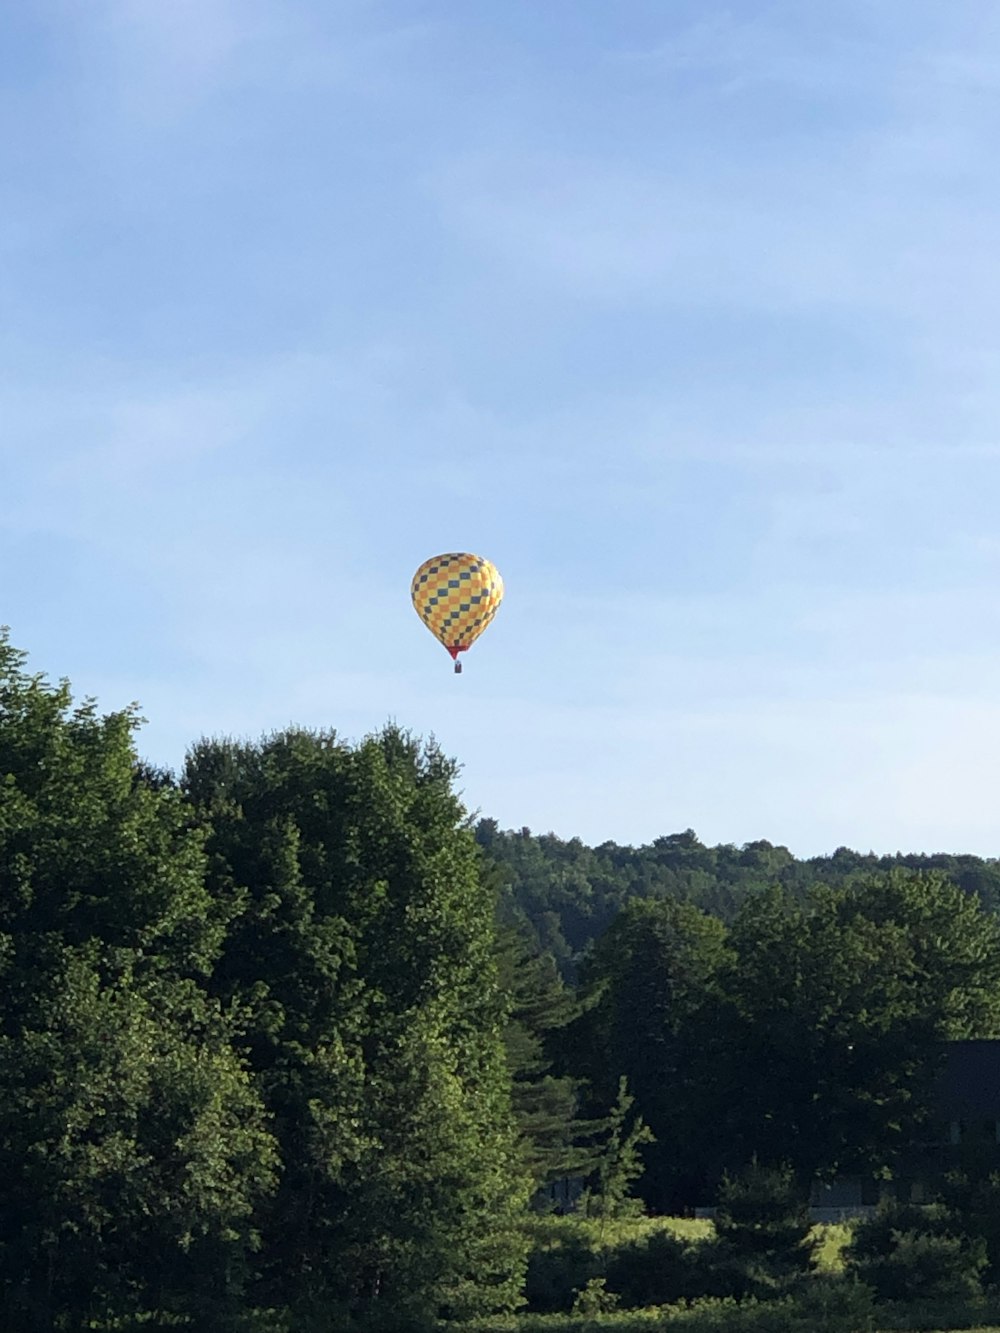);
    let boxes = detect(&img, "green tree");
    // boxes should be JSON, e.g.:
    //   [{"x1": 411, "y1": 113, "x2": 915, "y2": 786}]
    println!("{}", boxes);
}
[
  {"x1": 479, "y1": 821, "x2": 1000, "y2": 981},
  {"x1": 0, "y1": 634, "x2": 276, "y2": 1331},
  {"x1": 185, "y1": 726, "x2": 530, "y2": 1327},
  {"x1": 719, "y1": 871, "x2": 1000, "y2": 1183},
  {"x1": 584, "y1": 1076, "x2": 655, "y2": 1221},
  {"x1": 712, "y1": 1160, "x2": 817, "y2": 1296},
  {"x1": 494, "y1": 917, "x2": 601, "y2": 1194},
  {"x1": 560, "y1": 897, "x2": 731, "y2": 1210}
]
